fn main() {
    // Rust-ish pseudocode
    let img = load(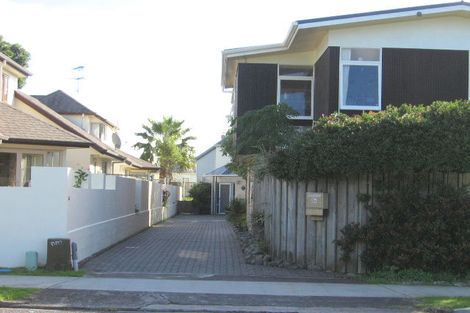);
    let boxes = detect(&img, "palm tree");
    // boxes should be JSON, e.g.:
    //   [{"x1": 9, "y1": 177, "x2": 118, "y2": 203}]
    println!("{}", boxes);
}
[{"x1": 134, "y1": 117, "x2": 196, "y2": 181}]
